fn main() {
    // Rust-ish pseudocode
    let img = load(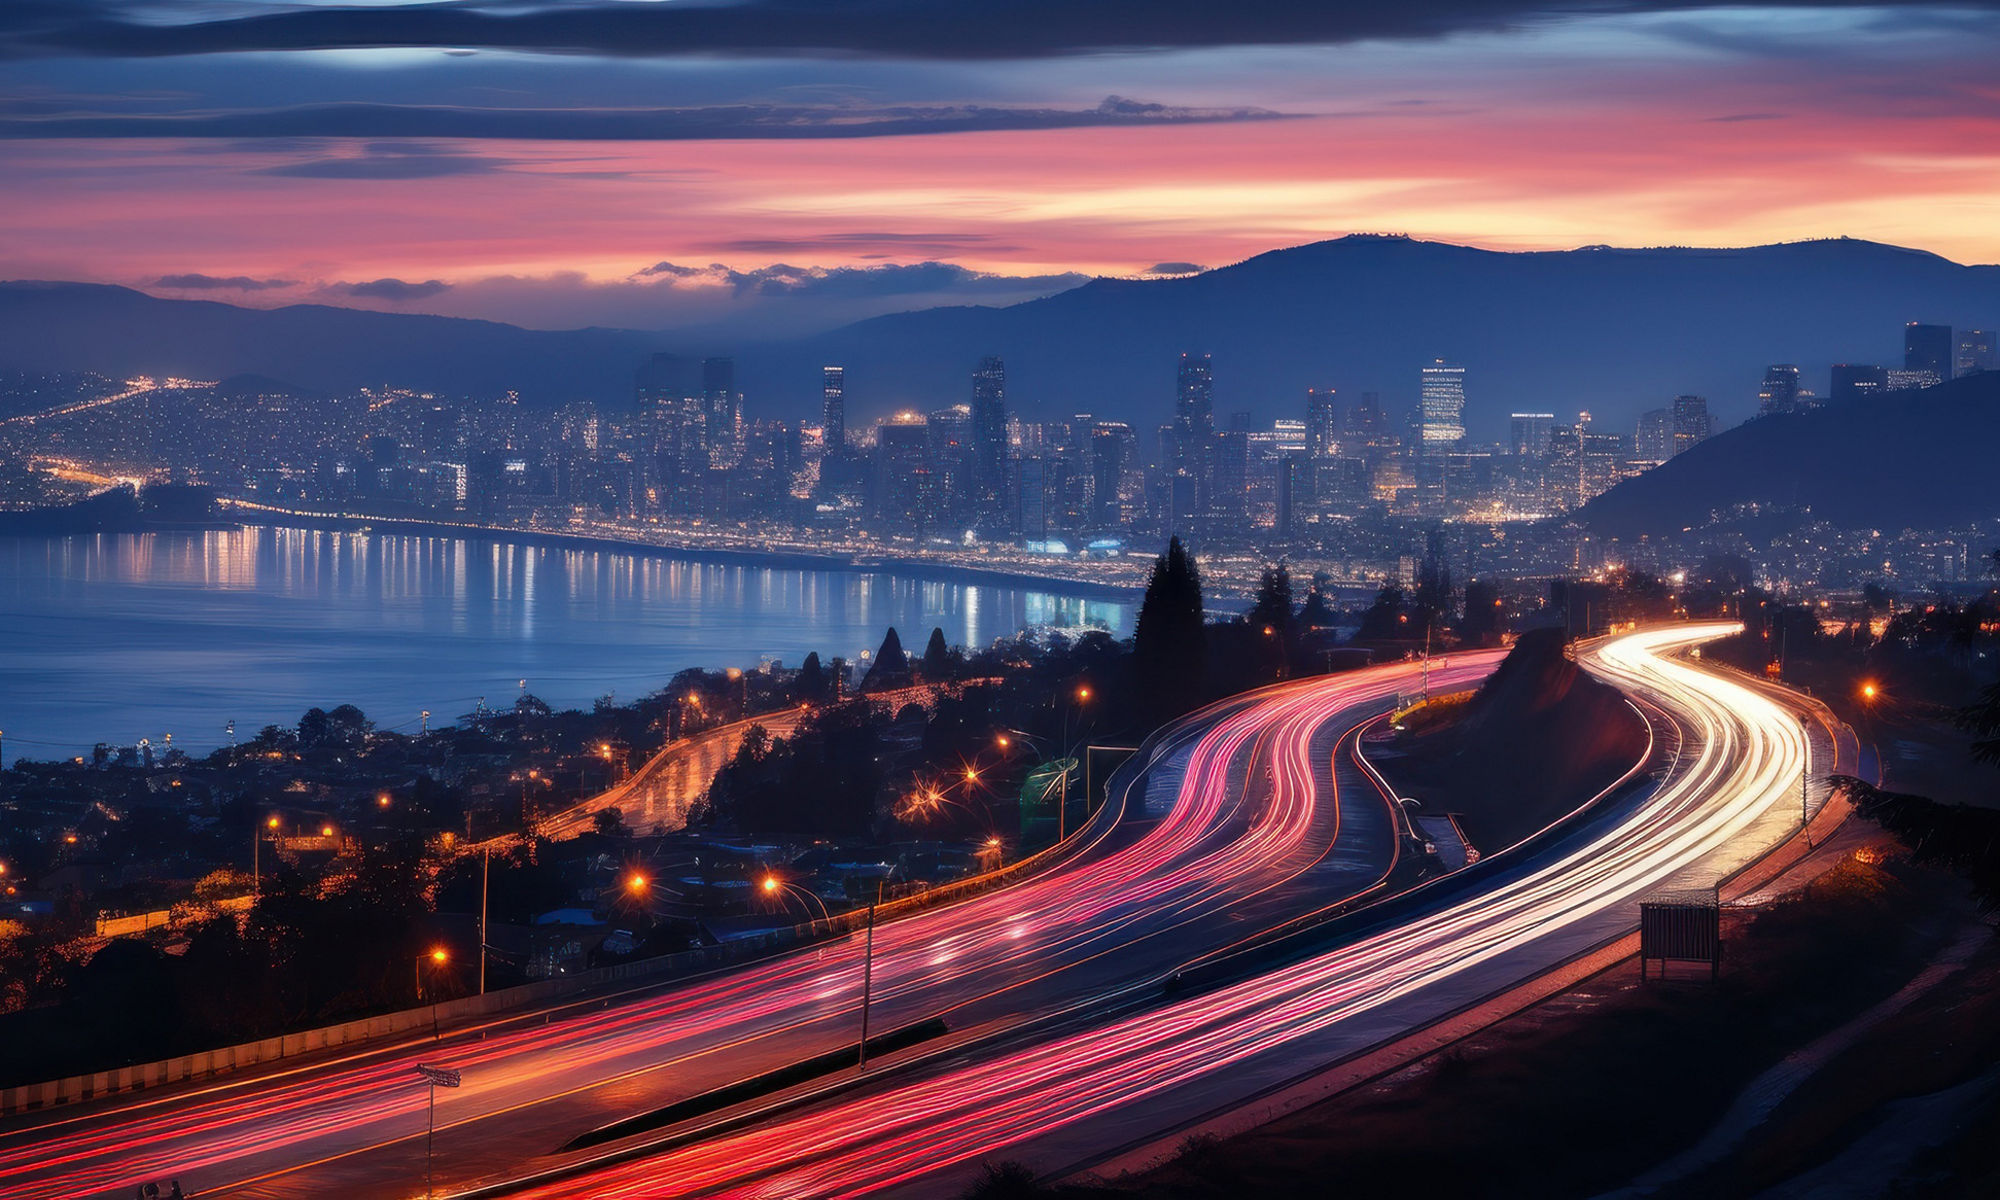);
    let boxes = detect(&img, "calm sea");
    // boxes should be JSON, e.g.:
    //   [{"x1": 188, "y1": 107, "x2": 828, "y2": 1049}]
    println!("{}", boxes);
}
[{"x1": 0, "y1": 528, "x2": 1132, "y2": 756}]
